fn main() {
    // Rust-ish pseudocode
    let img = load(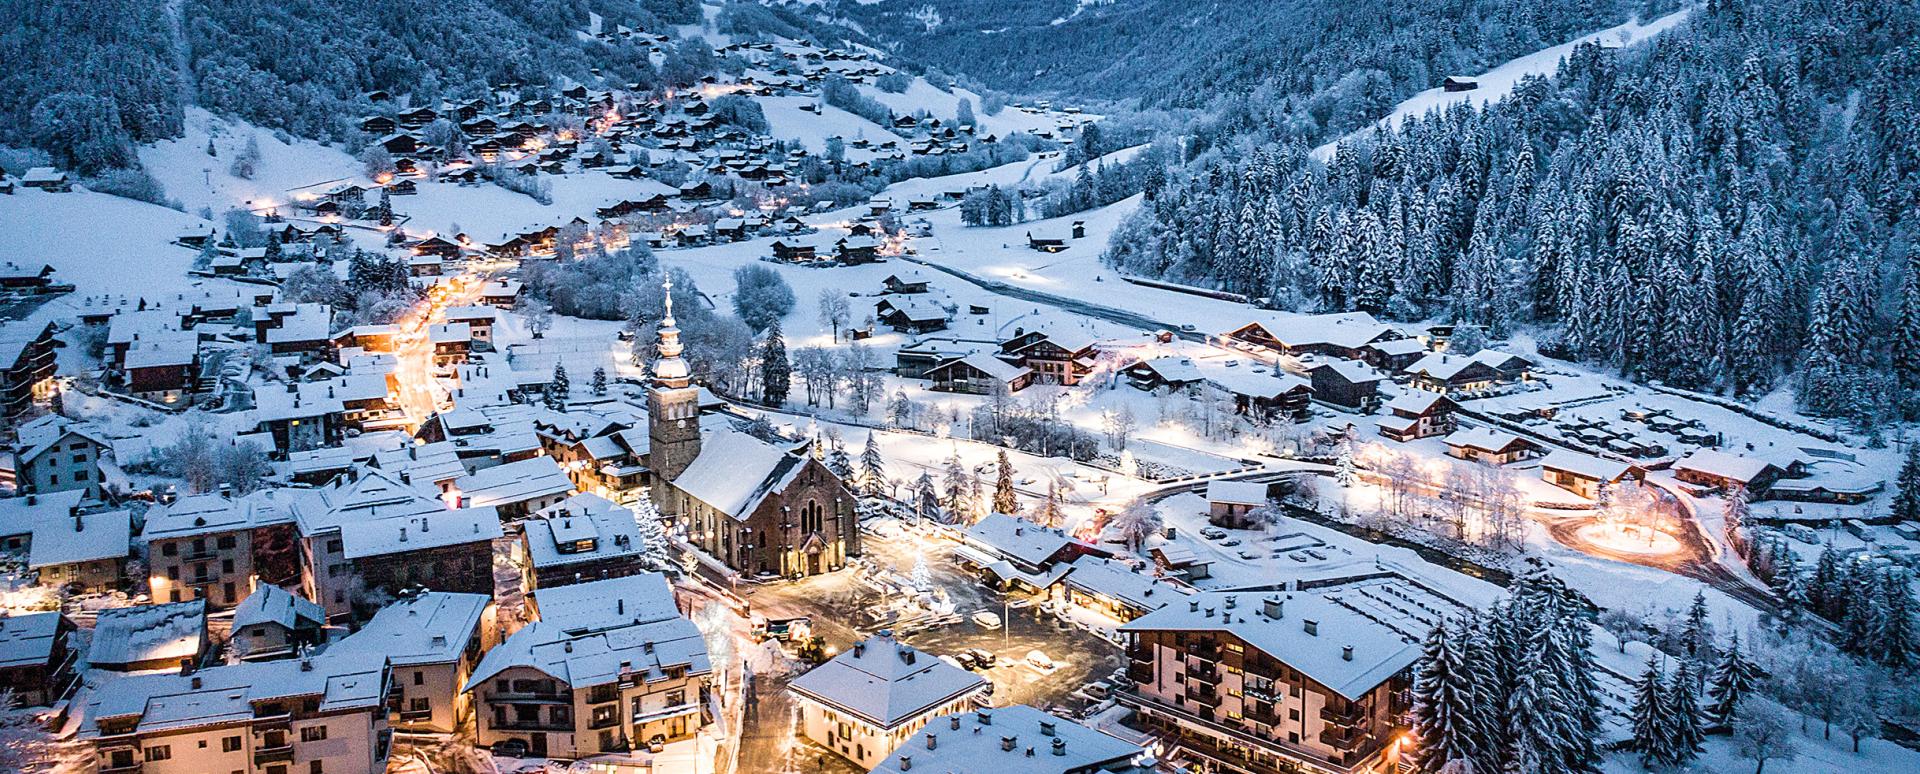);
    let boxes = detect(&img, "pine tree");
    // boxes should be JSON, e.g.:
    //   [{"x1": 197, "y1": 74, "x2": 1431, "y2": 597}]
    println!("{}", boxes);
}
[
  {"x1": 942, "y1": 451, "x2": 968, "y2": 521},
  {"x1": 1894, "y1": 445, "x2": 1920, "y2": 521},
  {"x1": 1872, "y1": 566, "x2": 1919, "y2": 669},
  {"x1": 914, "y1": 472, "x2": 939, "y2": 523},
  {"x1": 760, "y1": 323, "x2": 791, "y2": 405},
  {"x1": 1680, "y1": 590, "x2": 1714, "y2": 664},
  {"x1": 1038, "y1": 480, "x2": 1063, "y2": 529},
  {"x1": 1507, "y1": 627, "x2": 1584, "y2": 774},
  {"x1": 909, "y1": 556, "x2": 932, "y2": 591},
  {"x1": 827, "y1": 438, "x2": 853, "y2": 479},
  {"x1": 992, "y1": 449, "x2": 1018, "y2": 515},
  {"x1": 859, "y1": 434, "x2": 886, "y2": 498},
  {"x1": 1668, "y1": 661, "x2": 1705, "y2": 763},
  {"x1": 547, "y1": 363, "x2": 569, "y2": 409},
  {"x1": 631, "y1": 494, "x2": 674, "y2": 572},
  {"x1": 1705, "y1": 632, "x2": 1760, "y2": 727},
  {"x1": 590, "y1": 366, "x2": 607, "y2": 396},
  {"x1": 1629, "y1": 656, "x2": 1675, "y2": 767},
  {"x1": 1409, "y1": 621, "x2": 1480, "y2": 772}
]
